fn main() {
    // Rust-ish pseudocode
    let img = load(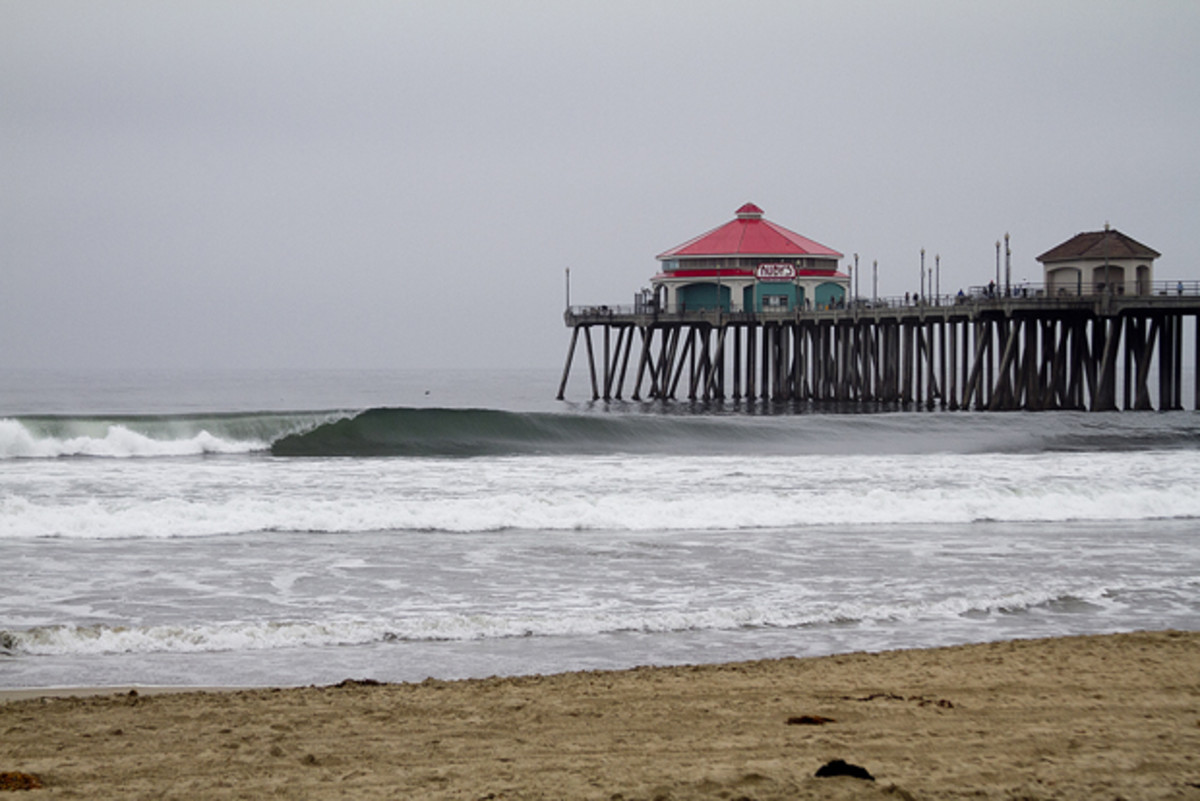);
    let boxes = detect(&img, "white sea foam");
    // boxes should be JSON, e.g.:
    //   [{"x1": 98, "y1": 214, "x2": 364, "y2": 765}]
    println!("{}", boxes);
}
[
  {"x1": 0, "y1": 418, "x2": 265, "y2": 459},
  {"x1": 3, "y1": 450, "x2": 1199, "y2": 539},
  {"x1": 0, "y1": 578, "x2": 1142, "y2": 658}
]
